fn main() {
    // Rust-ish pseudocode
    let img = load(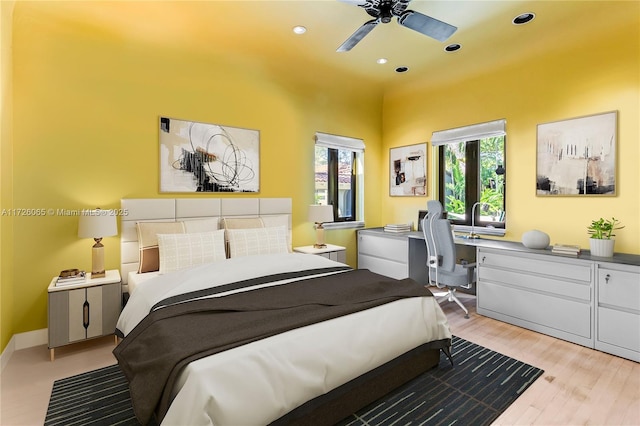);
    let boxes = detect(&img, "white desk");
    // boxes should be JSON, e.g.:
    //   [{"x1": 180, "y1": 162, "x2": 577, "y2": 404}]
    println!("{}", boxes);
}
[{"x1": 357, "y1": 228, "x2": 640, "y2": 361}]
